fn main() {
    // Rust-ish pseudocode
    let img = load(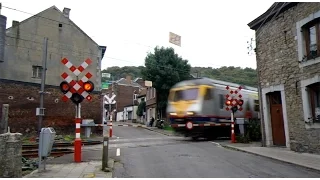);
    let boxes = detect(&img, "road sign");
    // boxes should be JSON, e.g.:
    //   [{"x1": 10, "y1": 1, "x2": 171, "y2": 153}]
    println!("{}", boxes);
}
[
  {"x1": 225, "y1": 86, "x2": 243, "y2": 112},
  {"x1": 169, "y1": 32, "x2": 181, "y2": 47},
  {"x1": 104, "y1": 93, "x2": 116, "y2": 104},
  {"x1": 102, "y1": 73, "x2": 111, "y2": 78},
  {"x1": 225, "y1": 85, "x2": 243, "y2": 144},
  {"x1": 144, "y1": 80, "x2": 152, "y2": 87},
  {"x1": 60, "y1": 58, "x2": 94, "y2": 104},
  {"x1": 101, "y1": 82, "x2": 109, "y2": 89}
]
